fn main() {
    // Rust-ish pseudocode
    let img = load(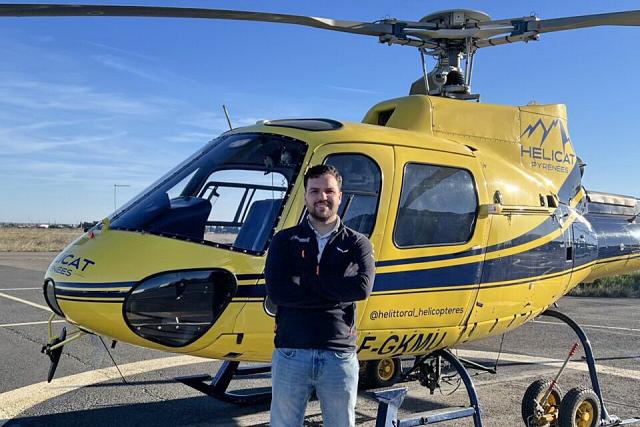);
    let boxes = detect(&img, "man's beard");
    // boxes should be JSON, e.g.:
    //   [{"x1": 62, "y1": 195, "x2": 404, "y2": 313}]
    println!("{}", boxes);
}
[{"x1": 308, "y1": 201, "x2": 334, "y2": 221}]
